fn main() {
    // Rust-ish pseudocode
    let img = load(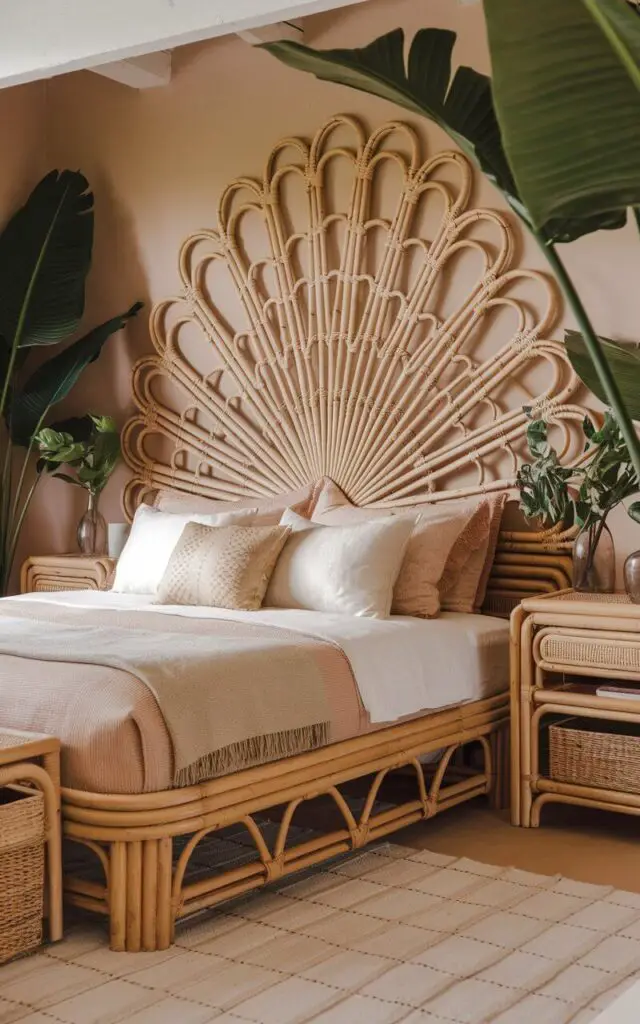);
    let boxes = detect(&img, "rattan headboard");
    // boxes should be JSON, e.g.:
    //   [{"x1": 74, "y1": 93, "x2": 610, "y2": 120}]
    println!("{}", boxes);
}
[{"x1": 122, "y1": 115, "x2": 584, "y2": 611}]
